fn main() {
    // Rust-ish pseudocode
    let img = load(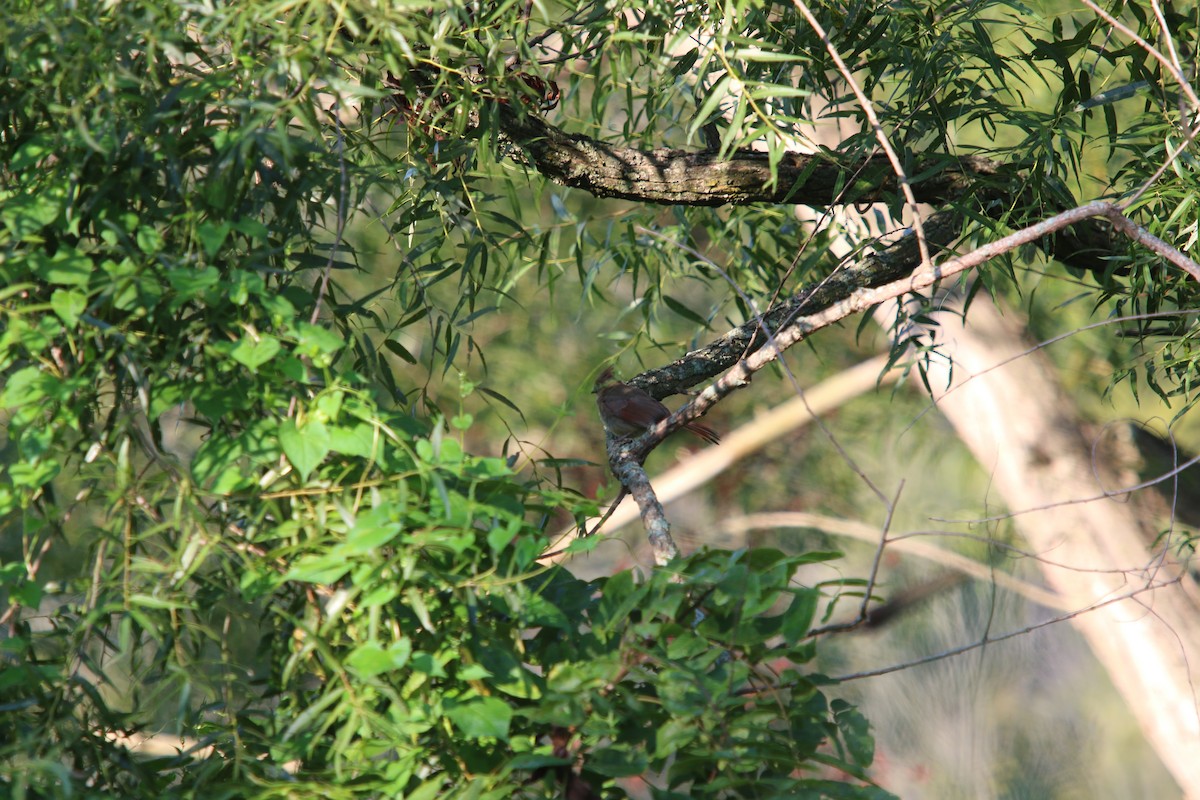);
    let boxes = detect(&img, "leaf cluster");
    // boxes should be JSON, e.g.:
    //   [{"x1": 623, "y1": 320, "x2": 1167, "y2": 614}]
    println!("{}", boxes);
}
[{"x1": 0, "y1": 1, "x2": 892, "y2": 797}]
